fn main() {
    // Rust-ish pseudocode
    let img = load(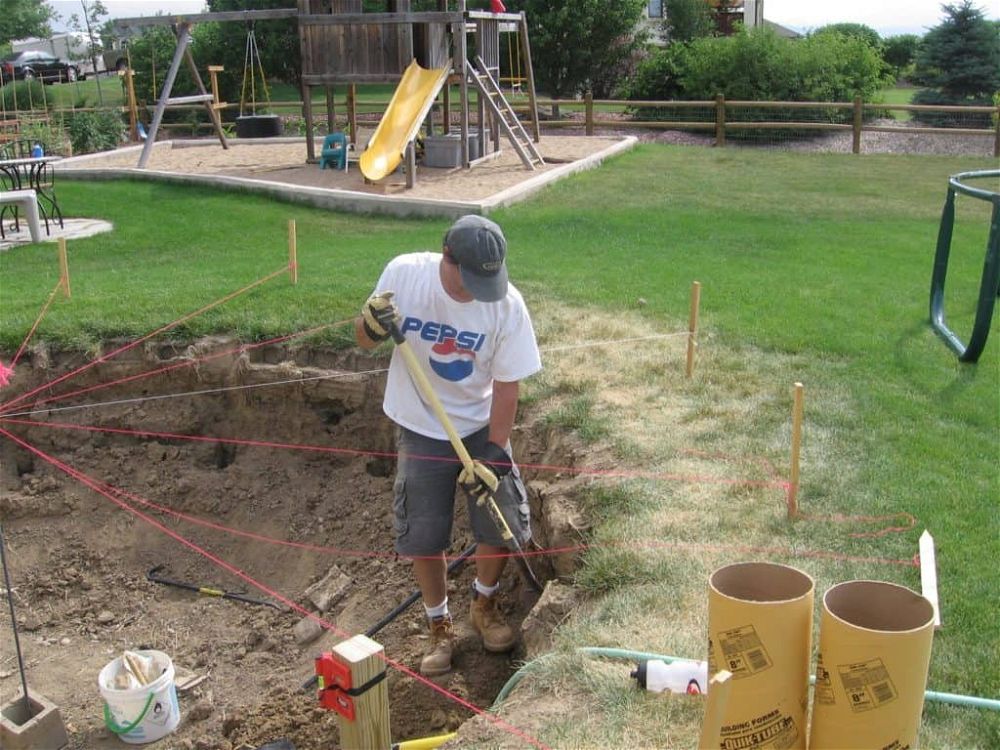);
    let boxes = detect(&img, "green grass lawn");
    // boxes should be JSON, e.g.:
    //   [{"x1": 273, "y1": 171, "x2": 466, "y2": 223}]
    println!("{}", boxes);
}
[{"x1": 1, "y1": 146, "x2": 997, "y2": 745}]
